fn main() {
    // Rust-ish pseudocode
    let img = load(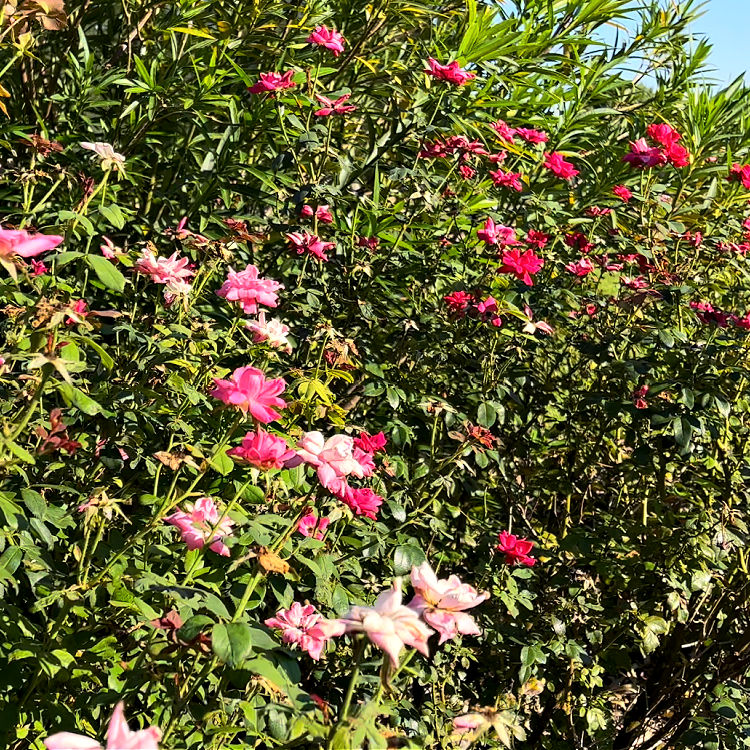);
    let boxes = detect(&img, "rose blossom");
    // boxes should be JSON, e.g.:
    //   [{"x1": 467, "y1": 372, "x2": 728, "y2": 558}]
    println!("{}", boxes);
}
[
  {"x1": 297, "y1": 512, "x2": 330, "y2": 540},
  {"x1": 265, "y1": 602, "x2": 337, "y2": 660},
  {"x1": 165, "y1": 497, "x2": 234, "y2": 557},
  {"x1": 565, "y1": 258, "x2": 595, "y2": 277},
  {"x1": 245, "y1": 311, "x2": 291, "y2": 352},
  {"x1": 80, "y1": 141, "x2": 126, "y2": 172},
  {"x1": 613, "y1": 184, "x2": 633, "y2": 203},
  {"x1": 248, "y1": 70, "x2": 295, "y2": 94},
  {"x1": 353, "y1": 431, "x2": 387, "y2": 454},
  {"x1": 227, "y1": 429, "x2": 296, "y2": 470},
  {"x1": 340, "y1": 486, "x2": 384, "y2": 520},
  {"x1": 543, "y1": 151, "x2": 579, "y2": 180},
  {"x1": 211, "y1": 365, "x2": 286, "y2": 422},
  {"x1": 216, "y1": 265, "x2": 283, "y2": 315},
  {"x1": 306, "y1": 25, "x2": 346, "y2": 56},
  {"x1": 314, "y1": 93, "x2": 356, "y2": 117},
  {"x1": 326, "y1": 579, "x2": 433, "y2": 666},
  {"x1": 499, "y1": 248, "x2": 544, "y2": 286},
  {"x1": 300, "y1": 204, "x2": 334, "y2": 224},
  {"x1": 408, "y1": 561, "x2": 488, "y2": 644},
  {"x1": 44, "y1": 702, "x2": 161, "y2": 750},
  {"x1": 286, "y1": 231, "x2": 334, "y2": 262},
  {"x1": 424, "y1": 58, "x2": 475, "y2": 85},
  {"x1": 489, "y1": 168, "x2": 523, "y2": 192},
  {"x1": 0, "y1": 226, "x2": 63, "y2": 260},
  {"x1": 496, "y1": 530, "x2": 536, "y2": 566}
]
